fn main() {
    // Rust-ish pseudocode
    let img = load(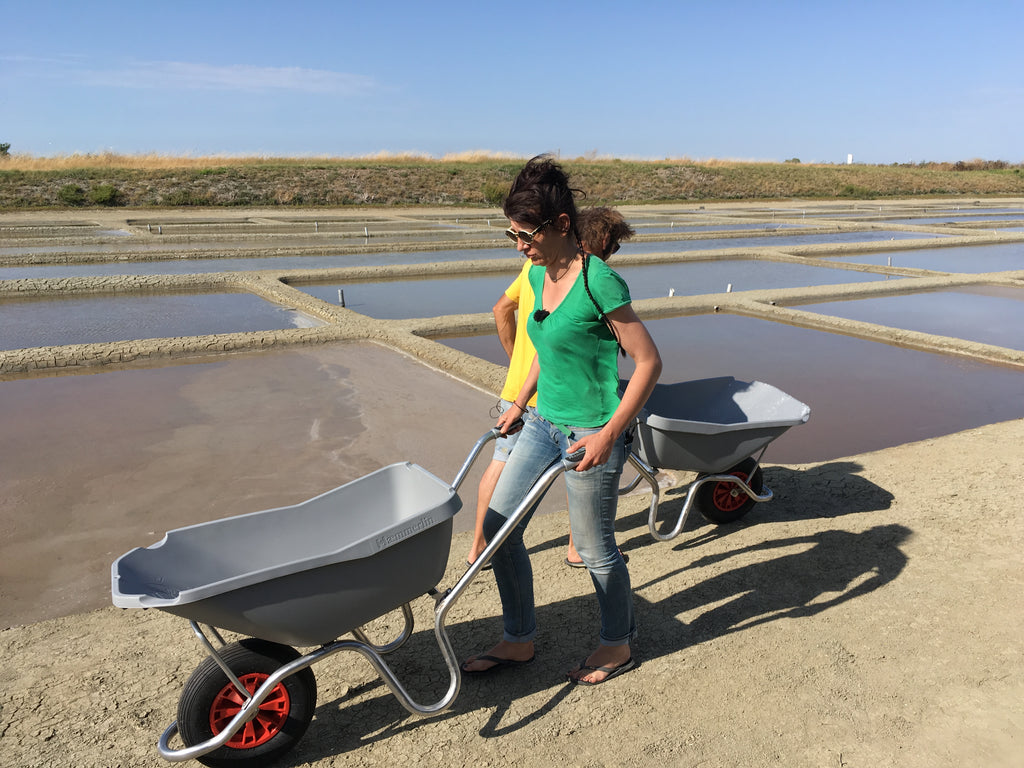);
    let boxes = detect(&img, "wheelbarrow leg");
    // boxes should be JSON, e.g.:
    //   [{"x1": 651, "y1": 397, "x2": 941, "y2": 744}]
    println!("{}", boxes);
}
[{"x1": 620, "y1": 451, "x2": 668, "y2": 542}]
